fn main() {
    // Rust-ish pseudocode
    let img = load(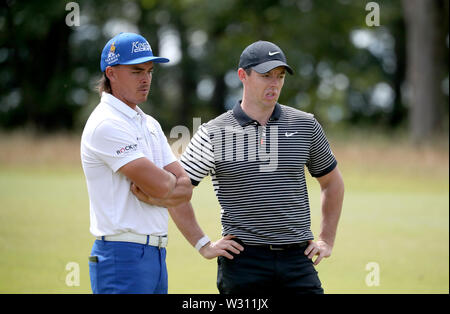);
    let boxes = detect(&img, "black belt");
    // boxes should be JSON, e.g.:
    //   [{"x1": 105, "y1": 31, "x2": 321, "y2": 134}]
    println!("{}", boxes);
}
[{"x1": 248, "y1": 241, "x2": 309, "y2": 251}]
